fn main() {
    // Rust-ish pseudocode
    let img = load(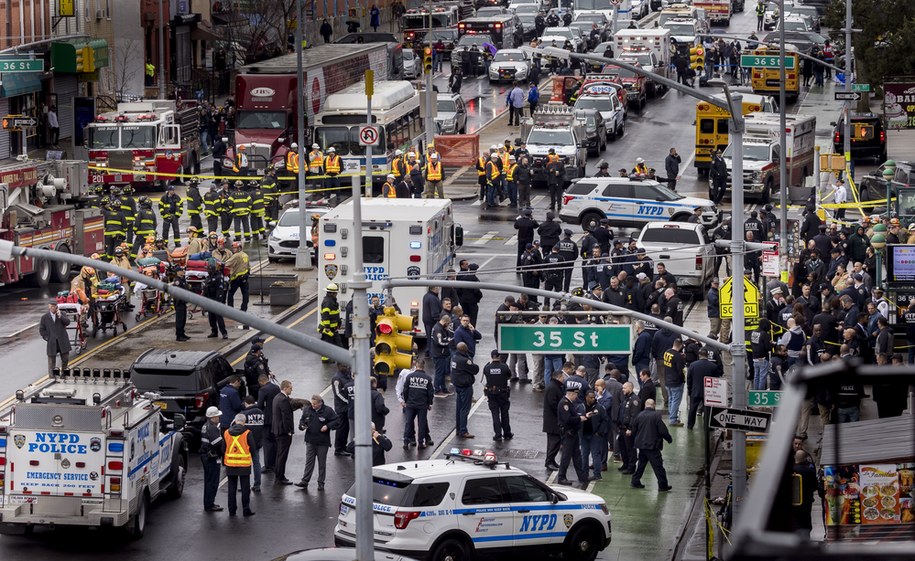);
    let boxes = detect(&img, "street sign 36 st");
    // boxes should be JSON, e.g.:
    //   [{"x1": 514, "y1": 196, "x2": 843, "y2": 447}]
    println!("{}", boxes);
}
[{"x1": 497, "y1": 324, "x2": 631, "y2": 354}]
